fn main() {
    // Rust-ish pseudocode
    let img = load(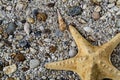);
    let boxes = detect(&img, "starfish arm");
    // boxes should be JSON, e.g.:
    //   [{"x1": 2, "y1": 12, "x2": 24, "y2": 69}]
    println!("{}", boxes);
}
[
  {"x1": 45, "y1": 58, "x2": 77, "y2": 71},
  {"x1": 69, "y1": 25, "x2": 95, "y2": 53},
  {"x1": 100, "y1": 33, "x2": 120, "y2": 55}
]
